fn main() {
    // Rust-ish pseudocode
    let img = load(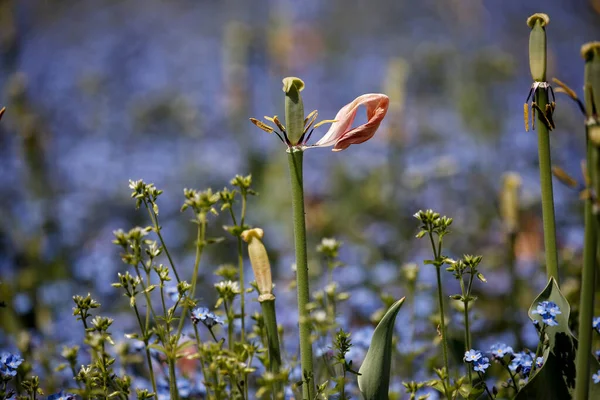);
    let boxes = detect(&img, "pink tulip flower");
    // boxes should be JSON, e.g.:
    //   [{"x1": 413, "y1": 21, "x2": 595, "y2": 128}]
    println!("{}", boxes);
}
[
  {"x1": 250, "y1": 93, "x2": 389, "y2": 151},
  {"x1": 313, "y1": 93, "x2": 389, "y2": 151}
]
